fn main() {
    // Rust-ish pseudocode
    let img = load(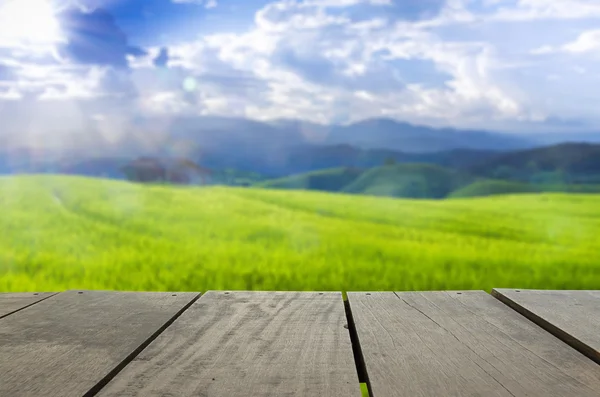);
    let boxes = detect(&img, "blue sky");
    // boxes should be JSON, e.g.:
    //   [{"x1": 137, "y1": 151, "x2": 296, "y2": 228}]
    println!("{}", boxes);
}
[{"x1": 1, "y1": 0, "x2": 600, "y2": 142}]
